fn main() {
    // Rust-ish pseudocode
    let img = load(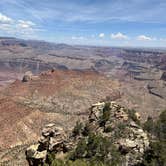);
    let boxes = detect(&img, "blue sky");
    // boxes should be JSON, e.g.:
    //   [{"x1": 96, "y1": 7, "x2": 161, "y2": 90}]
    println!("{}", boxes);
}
[{"x1": 0, "y1": 0, "x2": 166, "y2": 47}]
